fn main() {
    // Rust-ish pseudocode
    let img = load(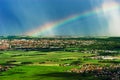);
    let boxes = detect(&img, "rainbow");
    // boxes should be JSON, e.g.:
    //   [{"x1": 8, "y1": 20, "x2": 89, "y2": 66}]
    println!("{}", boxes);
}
[{"x1": 26, "y1": 2, "x2": 120, "y2": 36}]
